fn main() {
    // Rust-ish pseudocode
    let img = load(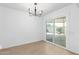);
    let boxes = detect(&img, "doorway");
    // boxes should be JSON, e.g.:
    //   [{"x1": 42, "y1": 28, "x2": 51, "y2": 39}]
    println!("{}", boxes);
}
[{"x1": 46, "y1": 16, "x2": 66, "y2": 47}]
